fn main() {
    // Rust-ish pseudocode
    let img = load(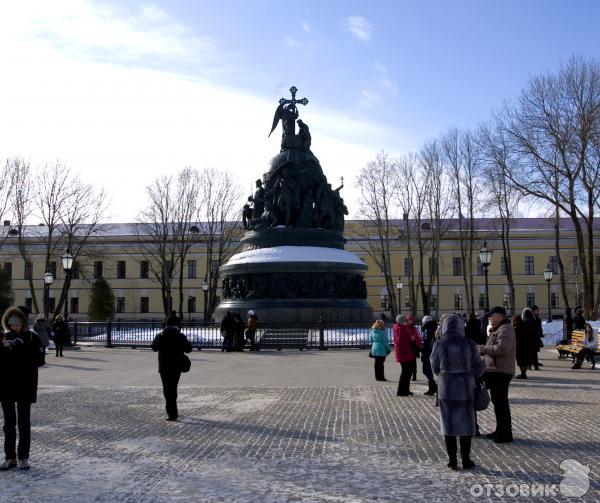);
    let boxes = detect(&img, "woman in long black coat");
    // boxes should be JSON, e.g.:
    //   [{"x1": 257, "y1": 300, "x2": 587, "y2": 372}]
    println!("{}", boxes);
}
[
  {"x1": 51, "y1": 314, "x2": 70, "y2": 357},
  {"x1": 521, "y1": 308, "x2": 540, "y2": 371},
  {"x1": 513, "y1": 315, "x2": 534, "y2": 379},
  {"x1": 0, "y1": 307, "x2": 43, "y2": 471}
]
